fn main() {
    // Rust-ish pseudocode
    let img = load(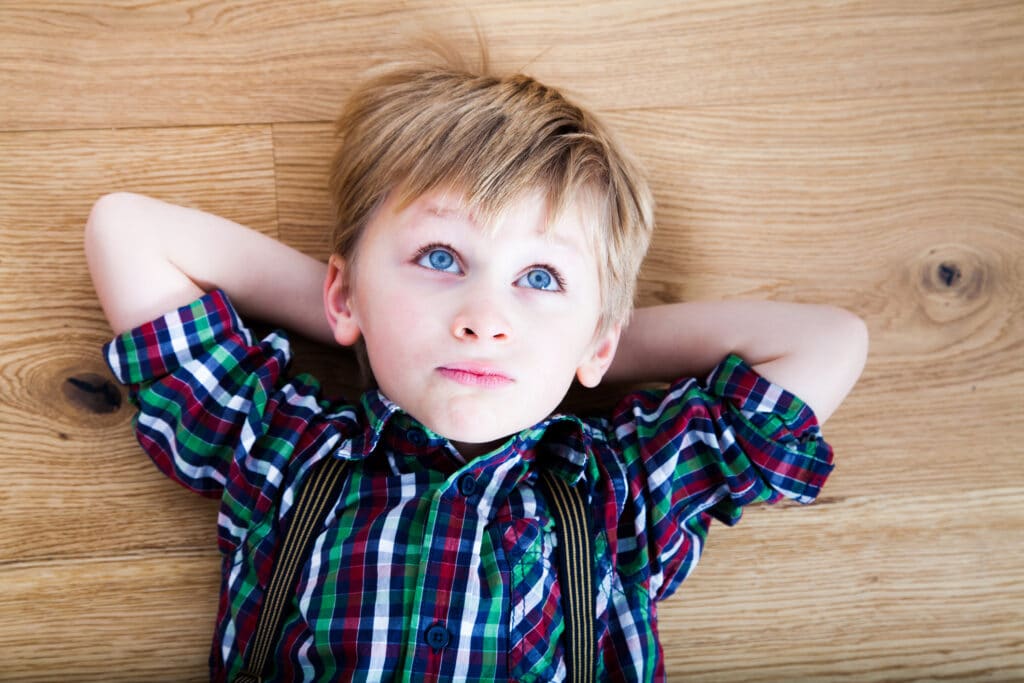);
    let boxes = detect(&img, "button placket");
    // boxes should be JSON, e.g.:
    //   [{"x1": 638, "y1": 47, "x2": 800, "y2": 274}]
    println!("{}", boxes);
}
[{"x1": 404, "y1": 485, "x2": 476, "y2": 670}]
